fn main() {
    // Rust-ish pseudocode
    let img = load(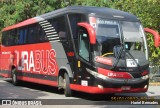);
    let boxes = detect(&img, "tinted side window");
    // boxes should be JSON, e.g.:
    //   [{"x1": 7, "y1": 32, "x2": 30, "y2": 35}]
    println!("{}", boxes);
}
[
  {"x1": 10, "y1": 29, "x2": 18, "y2": 45},
  {"x1": 18, "y1": 27, "x2": 27, "y2": 44},
  {"x1": 2, "y1": 23, "x2": 47, "y2": 46},
  {"x1": 39, "y1": 25, "x2": 47, "y2": 42},
  {"x1": 49, "y1": 16, "x2": 67, "y2": 41},
  {"x1": 27, "y1": 23, "x2": 47, "y2": 44},
  {"x1": 2, "y1": 32, "x2": 8, "y2": 46},
  {"x1": 78, "y1": 28, "x2": 90, "y2": 62},
  {"x1": 2, "y1": 29, "x2": 19, "y2": 46},
  {"x1": 2, "y1": 31, "x2": 13, "y2": 46},
  {"x1": 27, "y1": 24, "x2": 37, "y2": 44},
  {"x1": 68, "y1": 14, "x2": 86, "y2": 39}
]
